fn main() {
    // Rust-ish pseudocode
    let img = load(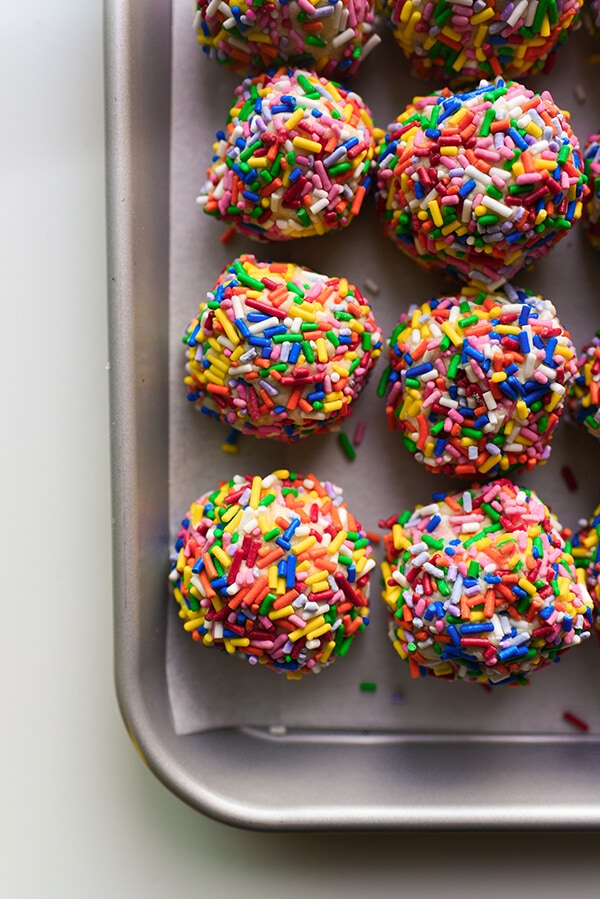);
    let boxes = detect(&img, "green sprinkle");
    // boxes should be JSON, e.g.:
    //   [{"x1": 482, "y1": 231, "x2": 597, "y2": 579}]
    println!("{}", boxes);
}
[
  {"x1": 359, "y1": 682, "x2": 377, "y2": 692},
  {"x1": 377, "y1": 366, "x2": 391, "y2": 397},
  {"x1": 258, "y1": 593, "x2": 277, "y2": 616},
  {"x1": 338, "y1": 432, "x2": 356, "y2": 461}
]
